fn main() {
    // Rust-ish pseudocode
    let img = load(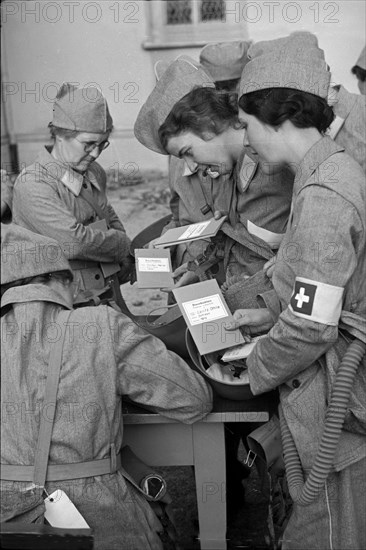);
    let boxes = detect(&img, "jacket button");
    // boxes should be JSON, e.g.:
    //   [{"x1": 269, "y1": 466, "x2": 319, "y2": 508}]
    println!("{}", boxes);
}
[
  {"x1": 83, "y1": 182, "x2": 88, "y2": 188},
  {"x1": 292, "y1": 379, "x2": 301, "y2": 389}
]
